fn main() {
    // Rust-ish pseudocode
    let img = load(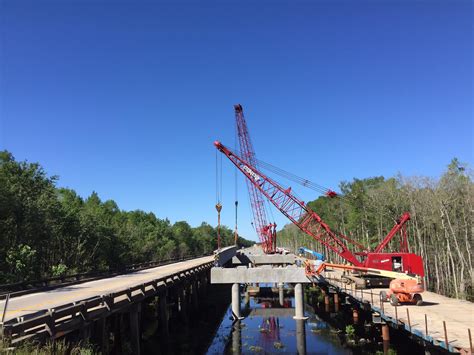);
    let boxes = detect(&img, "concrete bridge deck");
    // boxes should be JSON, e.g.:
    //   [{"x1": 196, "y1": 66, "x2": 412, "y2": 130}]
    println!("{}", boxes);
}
[{"x1": 0, "y1": 255, "x2": 214, "y2": 323}]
